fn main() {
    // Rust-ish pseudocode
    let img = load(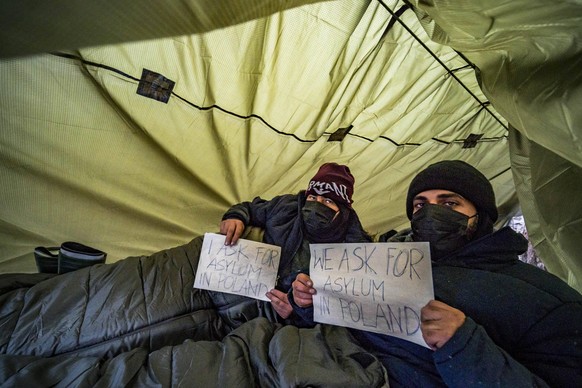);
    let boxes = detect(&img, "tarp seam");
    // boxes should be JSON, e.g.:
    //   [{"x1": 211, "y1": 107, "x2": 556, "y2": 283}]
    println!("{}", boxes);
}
[
  {"x1": 50, "y1": 52, "x2": 506, "y2": 147},
  {"x1": 376, "y1": 0, "x2": 508, "y2": 131}
]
